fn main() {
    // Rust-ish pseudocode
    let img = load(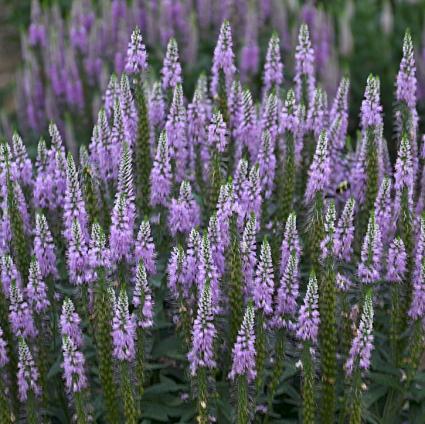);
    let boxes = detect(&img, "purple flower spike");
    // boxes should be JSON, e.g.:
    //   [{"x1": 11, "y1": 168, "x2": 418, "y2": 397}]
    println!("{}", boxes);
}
[
  {"x1": 263, "y1": 32, "x2": 283, "y2": 93},
  {"x1": 62, "y1": 335, "x2": 88, "y2": 393},
  {"x1": 374, "y1": 177, "x2": 393, "y2": 243},
  {"x1": 1, "y1": 255, "x2": 22, "y2": 297},
  {"x1": 296, "y1": 271, "x2": 320, "y2": 344},
  {"x1": 386, "y1": 238, "x2": 407, "y2": 283},
  {"x1": 307, "y1": 88, "x2": 328, "y2": 137},
  {"x1": 133, "y1": 261, "x2": 154, "y2": 329},
  {"x1": 321, "y1": 200, "x2": 336, "y2": 260},
  {"x1": 0, "y1": 326, "x2": 8, "y2": 367},
  {"x1": 305, "y1": 130, "x2": 330, "y2": 203},
  {"x1": 211, "y1": 20, "x2": 236, "y2": 97},
  {"x1": 11, "y1": 132, "x2": 33, "y2": 187},
  {"x1": 336, "y1": 273, "x2": 353, "y2": 292},
  {"x1": 27, "y1": 258, "x2": 50, "y2": 314},
  {"x1": 161, "y1": 38, "x2": 182, "y2": 91},
  {"x1": 241, "y1": 213, "x2": 257, "y2": 297},
  {"x1": 396, "y1": 30, "x2": 417, "y2": 109},
  {"x1": 112, "y1": 288, "x2": 136, "y2": 362},
  {"x1": 261, "y1": 92, "x2": 278, "y2": 141},
  {"x1": 150, "y1": 131, "x2": 172, "y2": 208},
  {"x1": 168, "y1": 181, "x2": 201, "y2": 236},
  {"x1": 208, "y1": 110, "x2": 228, "y2": 153},
  {"x1": 64, "y1": 153, "x2": 88, "y2": 242},
  {"x1": 208, "y1": 214, "x2": 225, "y2": 276},
  {"x1": 167, "y1": 246, "x2": 188, "y2": 301},
  {"x1": 149, "y1": 82, "x2": 166, "y2": 129},
  {"x1": 295, "y1": 24, "x2": 315, "y2": 106},
  {"x1": 334, "y1": 197, "x2": 356, "y2": 262},
  {"x1": 409, "y1": 262, "x2": 425, "y2": 320},
  {"x1": 253, "y1": 238, "x2": 274, "y2": 316},
  {"x1": 229, "y1": 303, "x2": 256, "y2": 383},
  {"x1": 68, "y1": 219, "x2": 92, "y2": 286},
  {"x1": 394, "y1": 135, "x2": 414, "y2": 212},
  {"x1": 17, "y1": 338, "x2": 41, "y2": 401},
  {"x1": 34, "y1": 213, "x2": 58, "y2": 279},
  {"x1": 329, "y1": 78, "x2": 350, "y2": 150},
  {"x1": 125, "y1": 27, "x2": 148, "y2": 74},
  {"x1": 188, "y1": 282, "x2": 216, "y2": 375},
  {"x1": 345, "y1": 291, "x2": 374, "y2": 376},
  {"x1": 275, "y1": 252, "x2": 299, "y2": 330},
  {"x1": 60, "y1": 298, "x2": 83, "y2": 347},
  {"x1": 89, "y1": 222, "x2": 111, "y2": 271},
  {"x1": 280, "y1": 213, "x2": 301, "y2": 277},
  {"x1": 360, "y1": 75, "x2": 382, "y2": 130},
  {"x1": 135, "y1": 221, "x2": 157, "y2": 275},
  {"x1": 9, "y1": 281, "x2": 37, "y2": 339},
  {"x1": 358, "y1": 212, "x2": 382, "y2": 284},
  {"x1": 258, "y1": 131, "x2": 276, "y2": 199}
]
